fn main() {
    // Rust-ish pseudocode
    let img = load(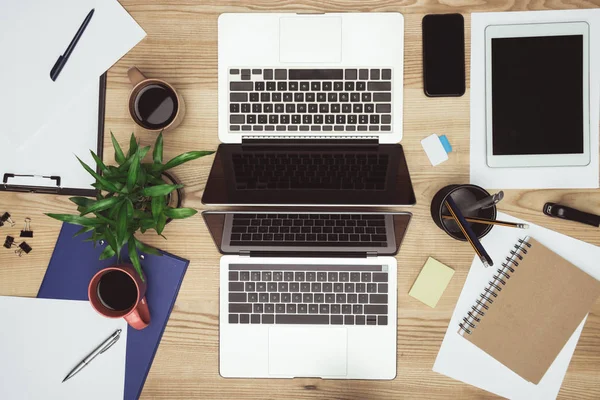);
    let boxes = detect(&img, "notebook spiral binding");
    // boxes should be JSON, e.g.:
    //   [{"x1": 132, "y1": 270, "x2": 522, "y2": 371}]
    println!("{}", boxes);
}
[{"x1": 459, "y1": 238, "x2": 532, "y2": 335}]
